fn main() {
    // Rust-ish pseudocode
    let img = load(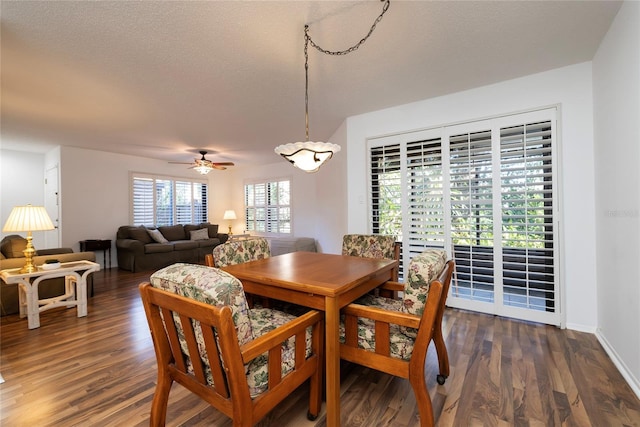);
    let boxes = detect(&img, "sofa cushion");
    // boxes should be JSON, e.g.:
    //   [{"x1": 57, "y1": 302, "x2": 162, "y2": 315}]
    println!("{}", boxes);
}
[
  {"x1": 144, "y1": 243, "x2": 174, "y2": 254},
  {"x1": 158, "y1": 225, "x2": 186, "y2": 241},
  {"x1": 148, "y1": 228, "x2": 169, "y2": 243},
  {"x1": 189, "y1": 228, "x2": 209, "y2": 241},
  {"x1": 172, "y1": 240, "x2": 198, "y2": 251},
  {"x1": 1, "y1": 235, "x2": 28, "y2": 258},
  {"x1": 200, "y1": 223, "x2": 219, "y2": 238},
  {"x1": 129, "y1": 226, "x2": 154, "y2": 244},
  {"x1": 195, "y1": 238, "x2": 221, "y2": 248}
]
